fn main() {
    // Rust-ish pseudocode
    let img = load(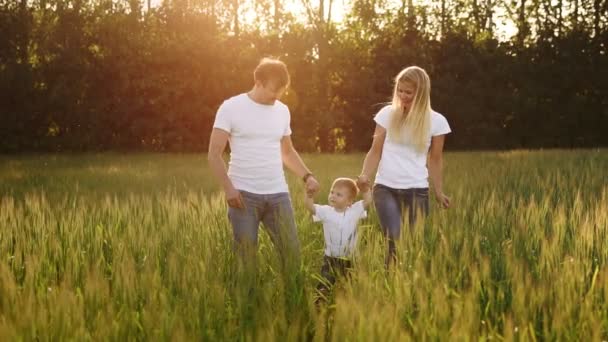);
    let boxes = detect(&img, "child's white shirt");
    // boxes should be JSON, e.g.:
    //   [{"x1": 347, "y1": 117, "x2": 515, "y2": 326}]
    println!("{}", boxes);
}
[{"x1": 313, "y1": 200, "x2": 367, "y2": 257}]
